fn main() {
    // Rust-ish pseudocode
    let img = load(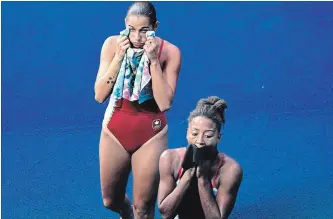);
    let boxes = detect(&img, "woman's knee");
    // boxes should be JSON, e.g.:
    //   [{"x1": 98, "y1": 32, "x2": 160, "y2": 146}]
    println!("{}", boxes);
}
[
  {"x1": 102, "y1": 189, "x2": 124, "y2": 212},
  {"x1": 103, "y1": 196, "x2": 120, "y2": 211},
  {"x1": 133, "y1": 200, "x2": 154, "y2": 217}
]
